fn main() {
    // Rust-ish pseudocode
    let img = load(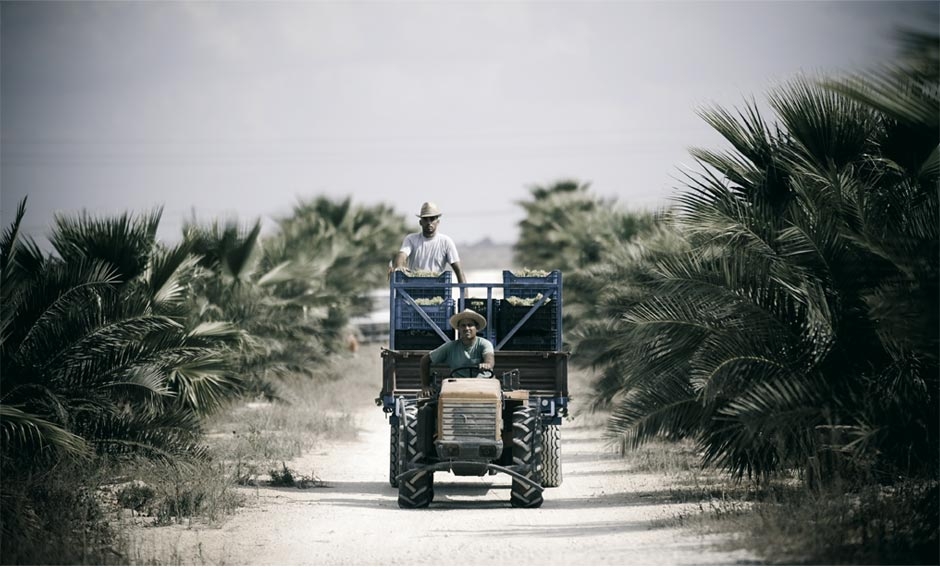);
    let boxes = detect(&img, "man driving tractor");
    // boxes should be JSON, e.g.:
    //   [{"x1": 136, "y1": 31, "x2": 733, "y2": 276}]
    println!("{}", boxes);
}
[{"x1": 419, "y1": 308, "x2": 494, "y2": 397}]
